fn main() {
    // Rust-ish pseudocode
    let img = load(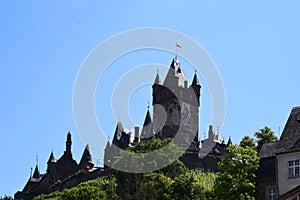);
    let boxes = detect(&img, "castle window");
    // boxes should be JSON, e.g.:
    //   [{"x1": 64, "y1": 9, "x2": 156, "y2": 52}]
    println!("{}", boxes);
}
[
  {"x1": 288, "y1": 159, "x2": 300, "y2": 178},
  {"x1": 266, "y1": 186, "x2": 276, "y2": 200}
]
